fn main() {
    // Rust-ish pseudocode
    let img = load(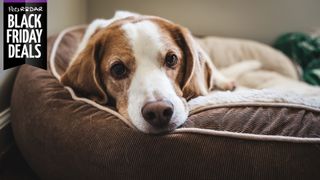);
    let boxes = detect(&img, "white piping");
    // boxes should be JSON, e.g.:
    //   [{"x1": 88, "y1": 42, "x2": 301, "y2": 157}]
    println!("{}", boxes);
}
[
  {"x1": 174, "y1": 128, "x2": 320, "y2": 143},
  {"x1": 49, "y1": 25, "x2": 320, "y2": 143},
  {"x1": 49, "y1": 25, "x2": 86, "y2": 81}
]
